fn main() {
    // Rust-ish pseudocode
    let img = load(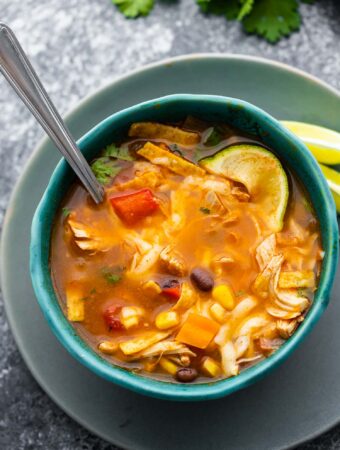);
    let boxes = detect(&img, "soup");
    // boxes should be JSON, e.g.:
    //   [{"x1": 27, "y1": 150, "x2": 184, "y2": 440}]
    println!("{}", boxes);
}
[{"x1": 50, "y1": 117, "x2": 323, "y2": 383}]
